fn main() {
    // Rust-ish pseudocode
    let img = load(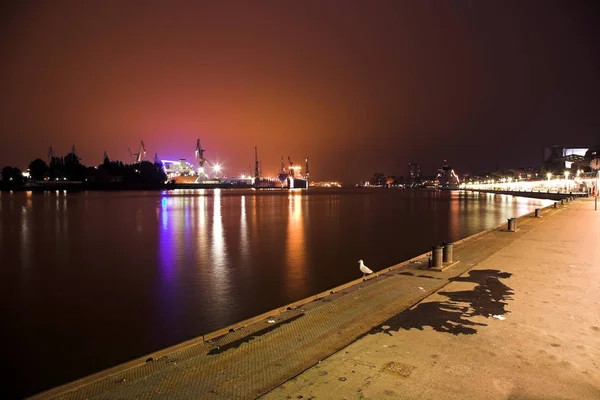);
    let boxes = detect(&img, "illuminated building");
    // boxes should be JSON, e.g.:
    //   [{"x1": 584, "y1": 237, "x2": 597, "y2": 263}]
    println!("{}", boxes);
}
[{"x1": 162, "y1": 159, "x2": 195, "y2": 180}]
